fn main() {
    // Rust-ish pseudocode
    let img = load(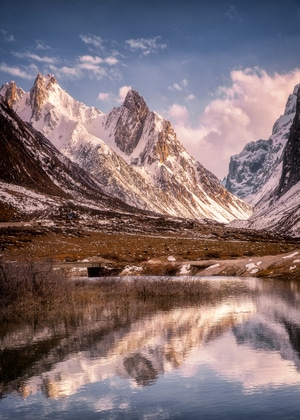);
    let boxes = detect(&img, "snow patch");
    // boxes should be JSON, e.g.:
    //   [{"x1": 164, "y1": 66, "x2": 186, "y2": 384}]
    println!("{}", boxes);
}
[
  {"x1": 205, "y1": 263, "x2": 220, "y2": 270},
  {"x1": 179, "y1": 264, "x2": 191, "y2": 275},
  {"x1": 283, "y1": 252, "x2": 299, "y2": 259}
]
